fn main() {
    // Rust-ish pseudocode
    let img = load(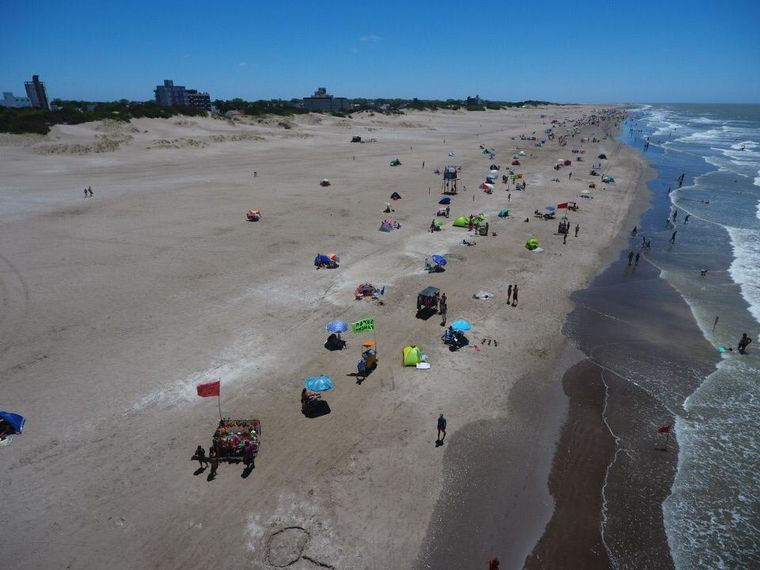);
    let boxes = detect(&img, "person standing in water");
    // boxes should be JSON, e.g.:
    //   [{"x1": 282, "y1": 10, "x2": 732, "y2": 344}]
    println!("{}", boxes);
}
[{"x1": 738, "y1": 333, "x2": 752, "y2": 354}]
